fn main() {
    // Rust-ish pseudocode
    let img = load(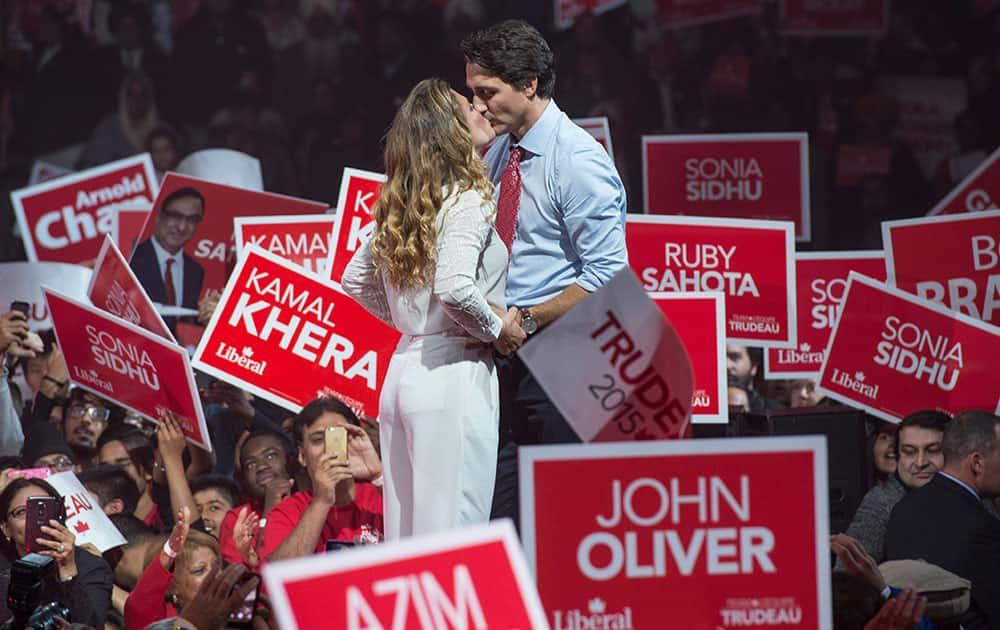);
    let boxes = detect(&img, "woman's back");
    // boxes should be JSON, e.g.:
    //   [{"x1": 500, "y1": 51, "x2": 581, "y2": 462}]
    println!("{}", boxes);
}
[{"x1": 381, "y1": 187, "x2": 507, "y2": 339}]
